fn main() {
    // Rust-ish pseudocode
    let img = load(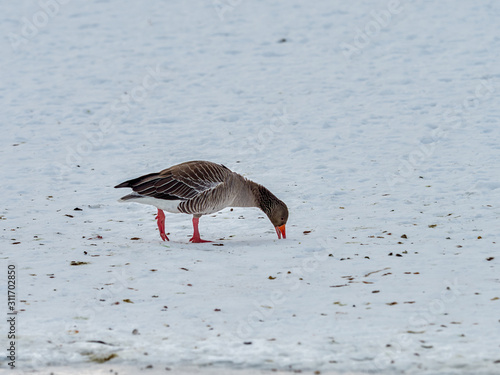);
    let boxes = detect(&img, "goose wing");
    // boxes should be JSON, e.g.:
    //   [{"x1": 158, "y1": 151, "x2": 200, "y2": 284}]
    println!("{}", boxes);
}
[{"x1": 114, "y1": 161, "x2": 231, "y2": 201}]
